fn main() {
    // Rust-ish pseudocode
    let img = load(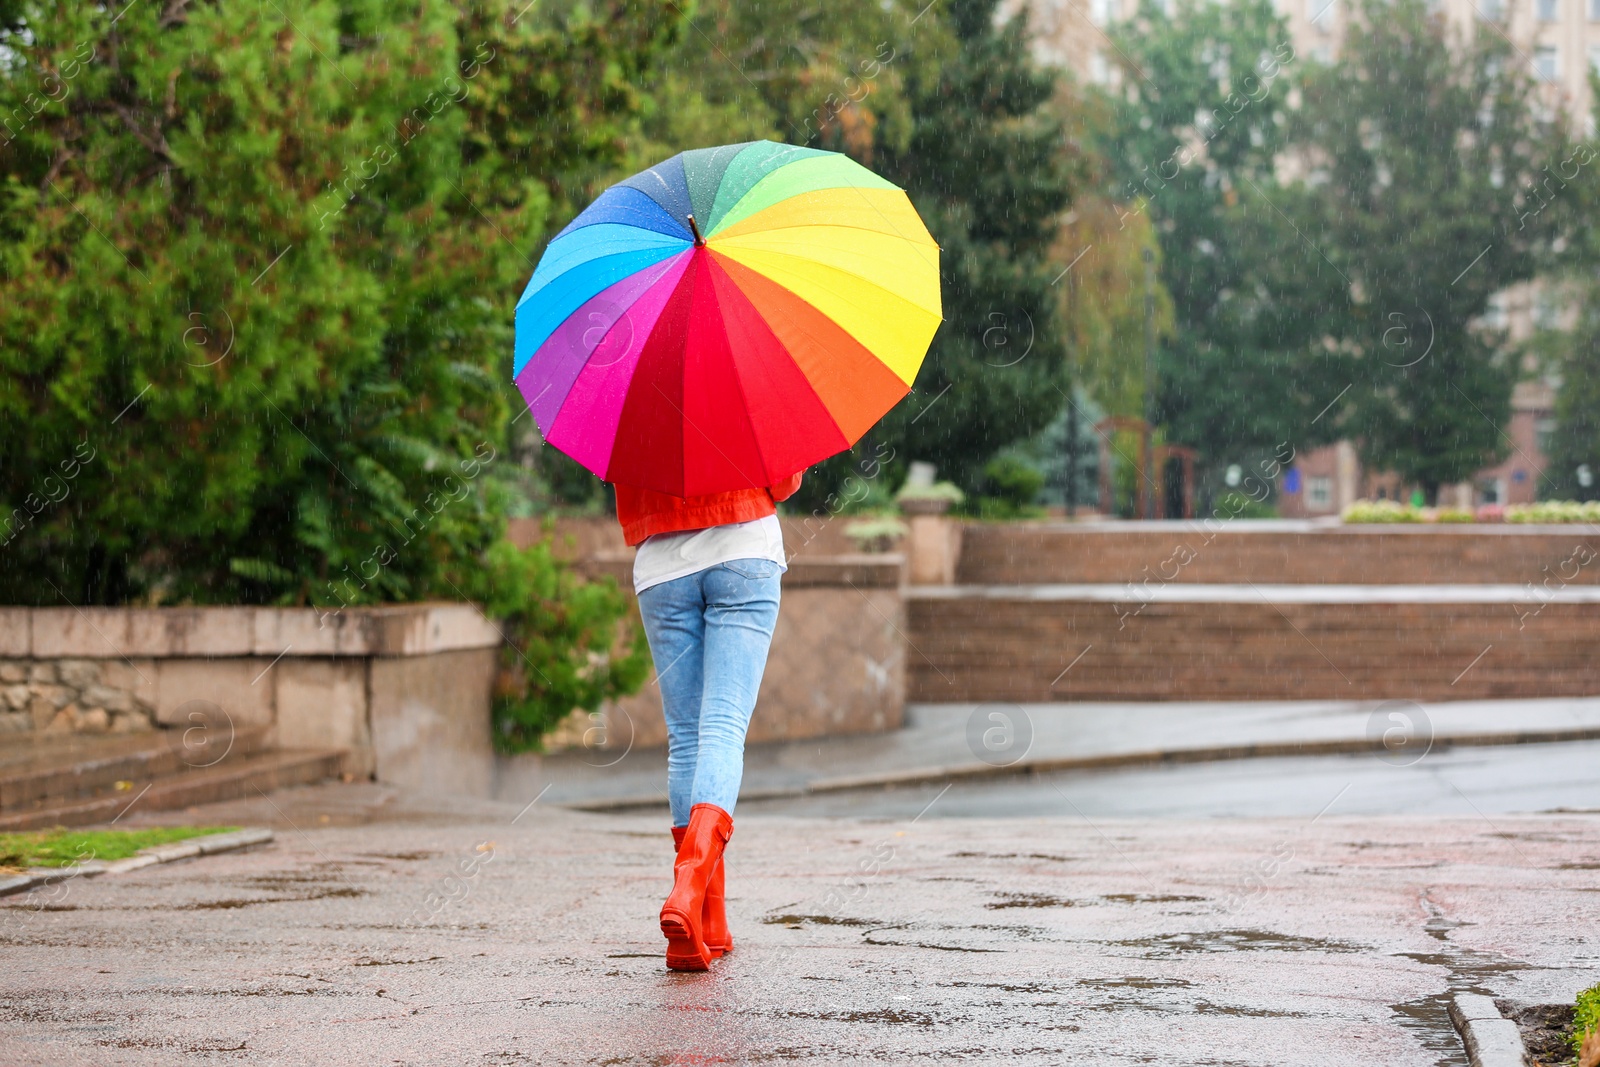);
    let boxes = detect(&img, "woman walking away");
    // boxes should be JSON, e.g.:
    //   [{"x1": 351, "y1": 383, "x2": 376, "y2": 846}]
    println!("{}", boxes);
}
[{"x1": 615, "y1": 471, "x2": 803, "y2": 972}]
